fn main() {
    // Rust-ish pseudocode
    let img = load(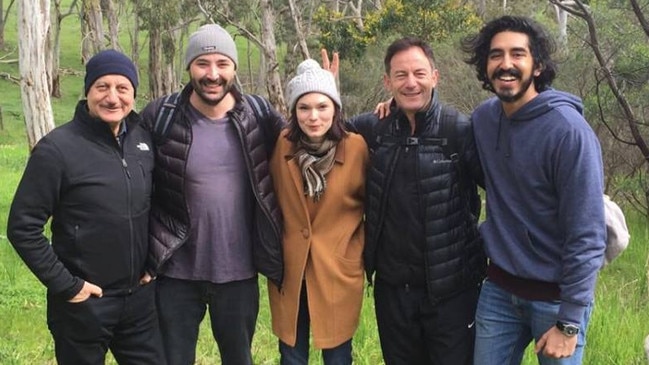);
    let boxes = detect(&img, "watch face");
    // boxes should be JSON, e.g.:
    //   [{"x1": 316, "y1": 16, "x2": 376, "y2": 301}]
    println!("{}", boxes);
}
[
  {"x1": 564, "y1": 325, "x2": 579, "y2": 335},
  {"x1": 557, "y1": 321, "x2": 579, "y2": 336}
]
